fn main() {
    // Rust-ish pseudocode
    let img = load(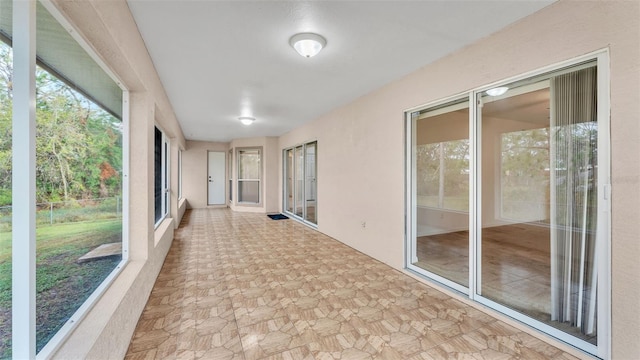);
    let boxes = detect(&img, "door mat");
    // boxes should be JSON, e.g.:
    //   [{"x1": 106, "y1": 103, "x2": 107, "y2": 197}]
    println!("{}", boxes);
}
[{"x1": 267, "y1": 213, "x2": 289, "y2": 220}]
